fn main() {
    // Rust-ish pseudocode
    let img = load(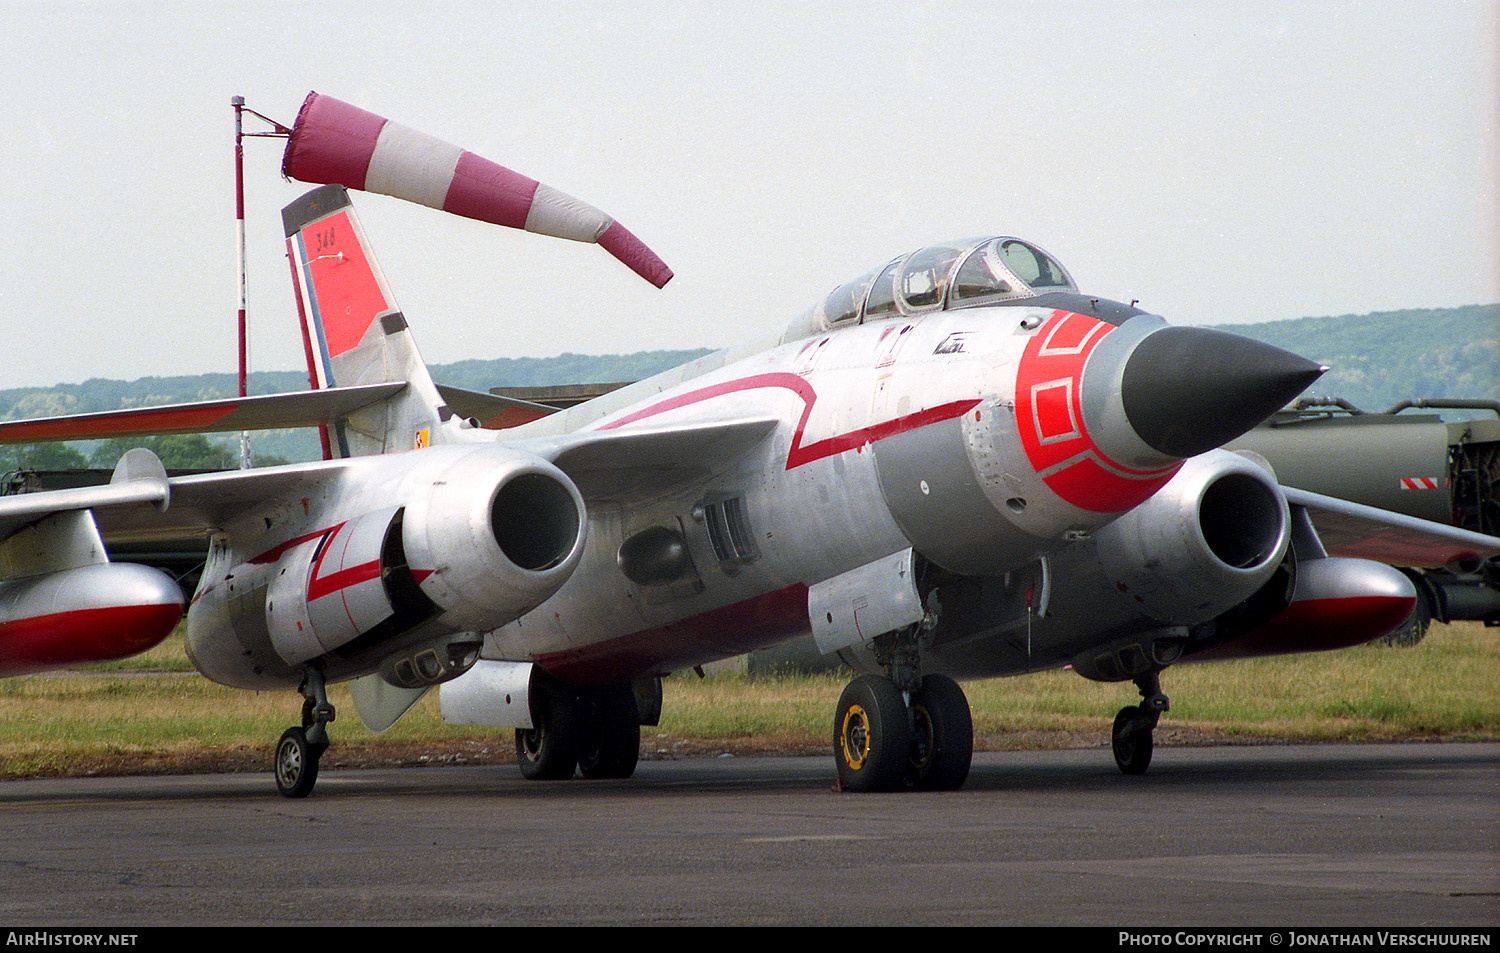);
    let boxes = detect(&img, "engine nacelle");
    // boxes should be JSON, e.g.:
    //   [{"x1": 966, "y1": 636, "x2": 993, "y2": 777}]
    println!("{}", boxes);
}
[
  {"x1": 898, "y1": 451, "x2": 1294, "y2": 682},
  {"x1": 256, "y1": 445, "x2": 585, "y2": 673},
  {"x1": 399, "y1": 445, "x2": 586, "y2": 633},
  {"x1": 1094, "y1": 449, "x2": 1290, "y2": 623},
  {"x1": 265, "y1": 506, "x2": 414, "y2": 666}
]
